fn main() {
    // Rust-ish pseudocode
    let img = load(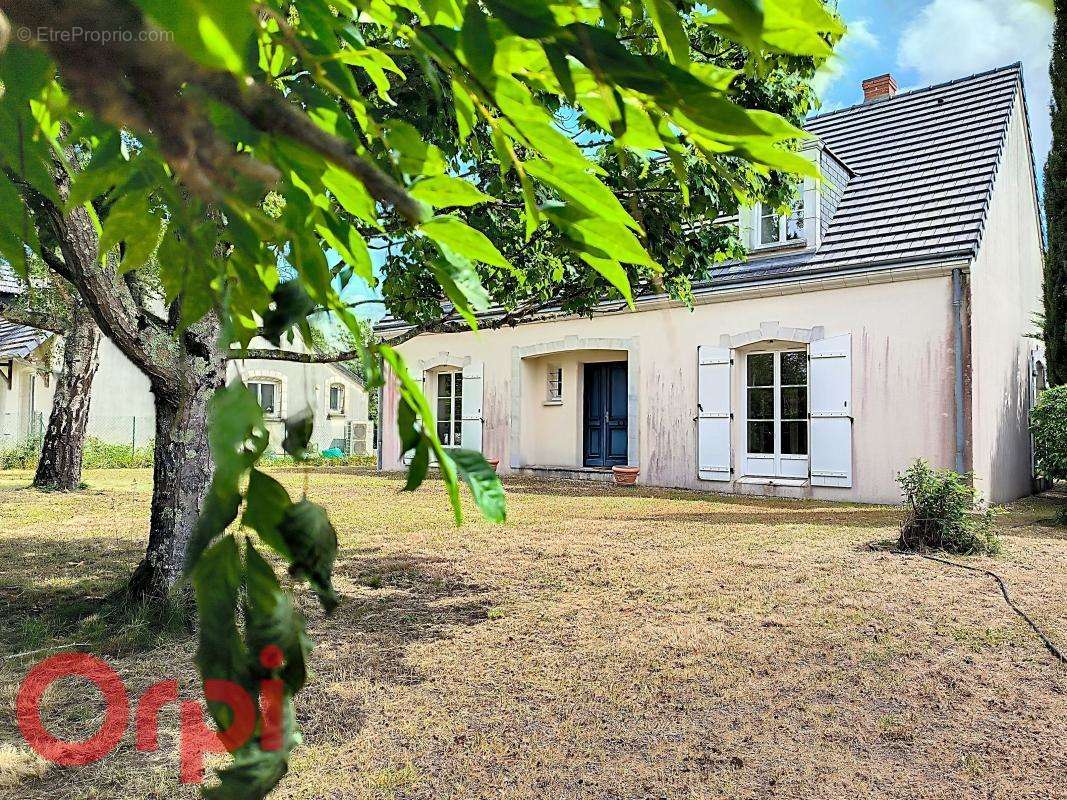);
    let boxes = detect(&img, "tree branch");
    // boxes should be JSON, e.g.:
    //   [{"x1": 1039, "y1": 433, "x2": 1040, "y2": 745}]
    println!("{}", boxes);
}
[
  {"x1": 0, "y1": 303, "x2": 69, "y2": 334},
  {"x1": 2, "y1": 0, "x2": 424, "y2": 225}
]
